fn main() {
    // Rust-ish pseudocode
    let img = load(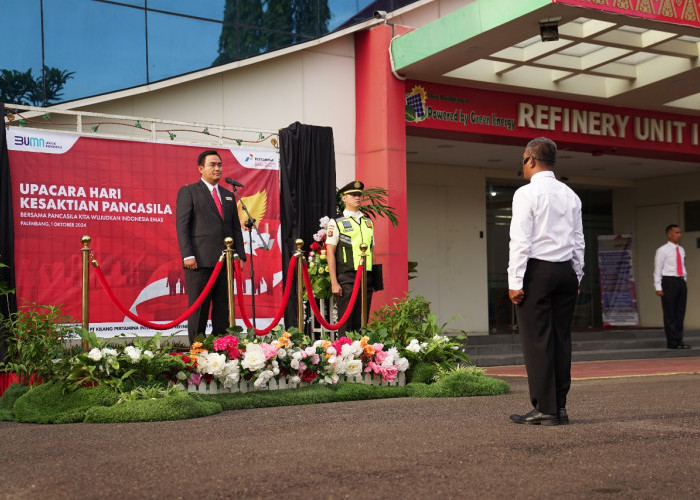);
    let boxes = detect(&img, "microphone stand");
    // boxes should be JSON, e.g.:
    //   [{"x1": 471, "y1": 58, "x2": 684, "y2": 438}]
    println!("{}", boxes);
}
[{"x1": 229, "y1": 184, "x2": 270, "y2": 328}]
